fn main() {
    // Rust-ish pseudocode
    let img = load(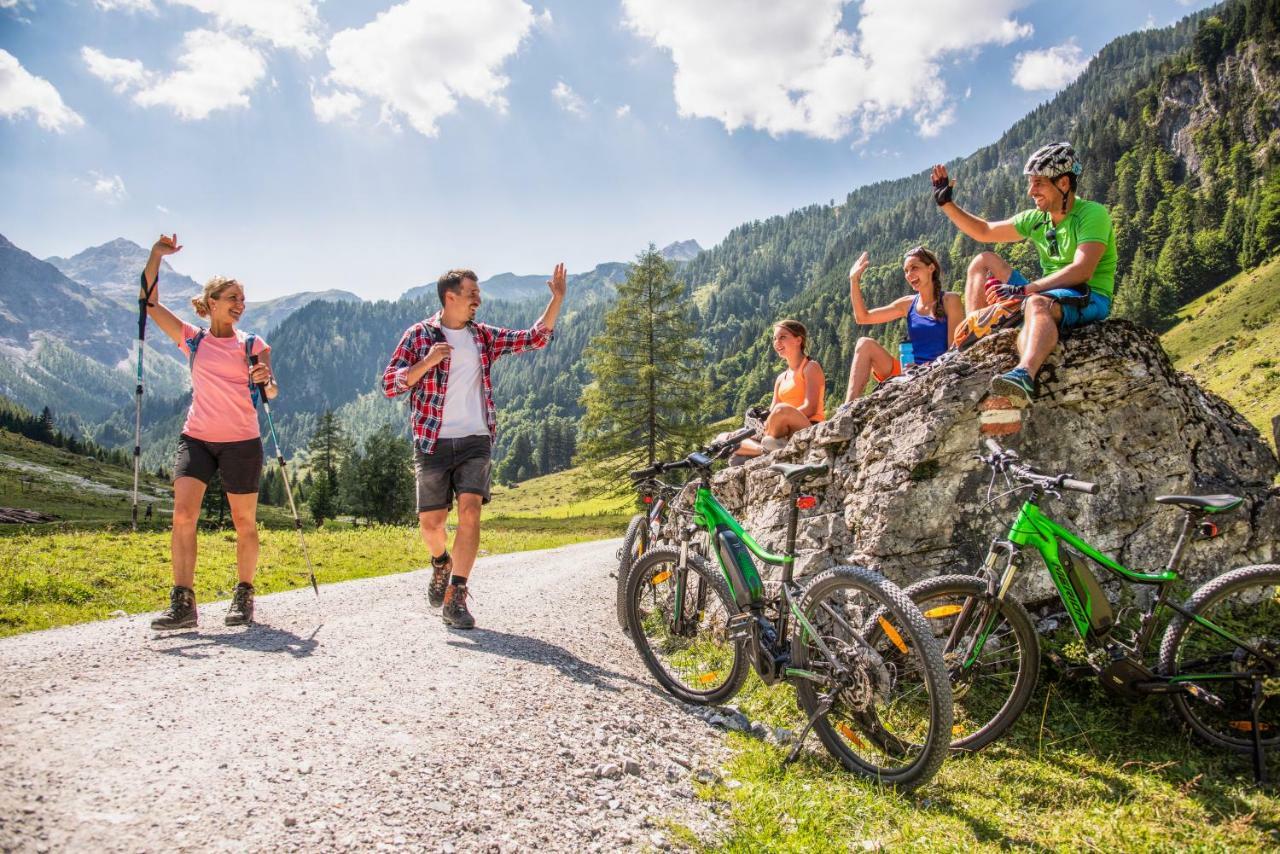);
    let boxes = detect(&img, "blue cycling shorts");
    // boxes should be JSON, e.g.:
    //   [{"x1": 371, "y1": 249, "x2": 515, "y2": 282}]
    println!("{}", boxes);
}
[{"x1": 1007, "y1": 270, "x2": 1111, "y2": 329}]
